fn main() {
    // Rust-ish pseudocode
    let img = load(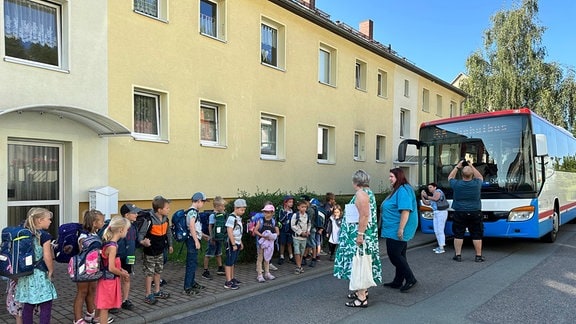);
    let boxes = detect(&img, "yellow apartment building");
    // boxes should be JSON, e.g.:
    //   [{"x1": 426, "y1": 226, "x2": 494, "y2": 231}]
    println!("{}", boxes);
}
[{"x1": 0, "y1": 0, "x2": 466, "y2": 231}]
